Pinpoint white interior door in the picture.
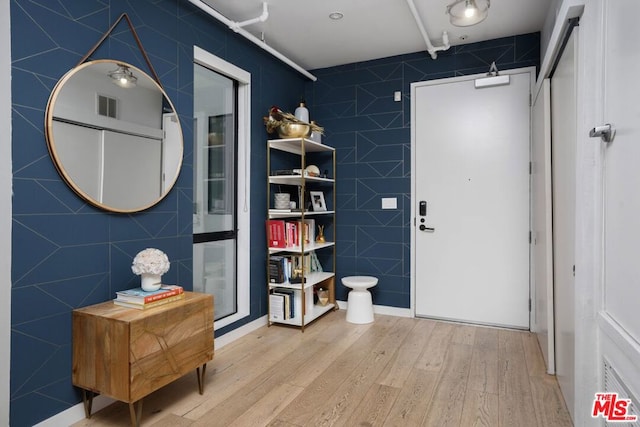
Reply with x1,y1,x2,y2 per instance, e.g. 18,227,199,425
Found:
532,78,555,374
598,1,640,416
551,29,577,422
413,70,531,329
602,0,640,349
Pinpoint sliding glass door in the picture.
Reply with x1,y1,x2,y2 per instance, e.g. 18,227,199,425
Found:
193,63,238,321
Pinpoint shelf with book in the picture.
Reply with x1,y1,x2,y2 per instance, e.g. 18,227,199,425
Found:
268,209,335,219
268,271,335,290
268,137,334,155
268,241,335,255
269,175,334,186
266,136,337,331
271,302,336,327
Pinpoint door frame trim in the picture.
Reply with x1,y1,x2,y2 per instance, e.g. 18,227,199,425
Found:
409,67,536,321
193,46,252,330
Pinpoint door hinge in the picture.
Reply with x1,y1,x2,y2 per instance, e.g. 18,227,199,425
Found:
529,231,532,243
529,93,532,107
529,298,532,312
573,265,575,276
529,161,532,175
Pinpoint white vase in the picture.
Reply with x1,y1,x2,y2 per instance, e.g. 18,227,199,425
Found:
294,102,309,123
141,273,162,292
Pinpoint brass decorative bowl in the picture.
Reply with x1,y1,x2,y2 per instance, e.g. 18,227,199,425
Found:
277,122,311,138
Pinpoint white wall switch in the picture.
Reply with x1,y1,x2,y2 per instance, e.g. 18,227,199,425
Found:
382,197,397,209
394,91,402,102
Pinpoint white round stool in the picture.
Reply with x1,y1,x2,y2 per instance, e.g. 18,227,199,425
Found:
342,276,378,324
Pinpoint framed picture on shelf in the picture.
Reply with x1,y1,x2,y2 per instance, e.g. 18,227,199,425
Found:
309,191,327,211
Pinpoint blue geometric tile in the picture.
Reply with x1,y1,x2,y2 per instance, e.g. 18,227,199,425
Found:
37,178,94,213
14,244,109,287
368,112,403,129
37,374,79,406
10,330,59,398
40,274,109,308
356,161,403,179
11,287,71,325
368,62,403,81
16,213,109,246
13,311,72,348
515,32,540,62
358,127,410,146
11,220,59,283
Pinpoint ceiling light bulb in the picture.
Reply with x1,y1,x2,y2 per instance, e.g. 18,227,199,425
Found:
446,0,490,27
464,4,476,17
108,64,137,88
329,12,343,20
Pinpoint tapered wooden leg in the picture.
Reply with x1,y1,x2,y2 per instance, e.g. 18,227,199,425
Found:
128,399,143,427
196,363,207,394
81,389,94,418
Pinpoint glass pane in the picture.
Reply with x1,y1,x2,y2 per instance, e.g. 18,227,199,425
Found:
193,64,236,234
193,63,238,321
193,241,236,320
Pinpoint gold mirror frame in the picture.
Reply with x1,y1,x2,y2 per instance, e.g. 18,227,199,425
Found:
45,59,184,213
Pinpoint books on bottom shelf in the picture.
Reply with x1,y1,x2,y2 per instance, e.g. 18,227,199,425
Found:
269,287,316,322
270,288,296,321
114,284,184,309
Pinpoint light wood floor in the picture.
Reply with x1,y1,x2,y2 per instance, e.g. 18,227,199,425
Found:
73,310,572,427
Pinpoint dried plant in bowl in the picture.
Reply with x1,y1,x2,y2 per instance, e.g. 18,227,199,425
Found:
264,106,323,138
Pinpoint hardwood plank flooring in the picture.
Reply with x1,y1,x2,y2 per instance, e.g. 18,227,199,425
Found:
72,311,572,427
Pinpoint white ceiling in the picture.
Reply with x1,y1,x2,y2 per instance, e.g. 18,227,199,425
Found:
199,0,551,70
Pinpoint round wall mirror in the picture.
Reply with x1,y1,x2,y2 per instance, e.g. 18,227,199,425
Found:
45,59,184,213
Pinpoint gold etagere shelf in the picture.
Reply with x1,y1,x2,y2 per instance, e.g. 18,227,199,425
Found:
266,137,337,331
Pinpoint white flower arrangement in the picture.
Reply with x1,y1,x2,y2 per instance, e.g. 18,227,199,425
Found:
131,248,170,276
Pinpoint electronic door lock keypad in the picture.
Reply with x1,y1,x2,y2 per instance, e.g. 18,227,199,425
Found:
419,201,427,216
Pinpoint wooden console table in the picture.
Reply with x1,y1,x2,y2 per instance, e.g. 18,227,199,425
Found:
72,292,214,426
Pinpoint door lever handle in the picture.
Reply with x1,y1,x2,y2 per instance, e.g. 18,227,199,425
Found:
589,123,616,143
419,225,435,232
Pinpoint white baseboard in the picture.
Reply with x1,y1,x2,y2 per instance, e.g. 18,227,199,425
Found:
336,300,413,318
34,394,114,427
214,315,268,349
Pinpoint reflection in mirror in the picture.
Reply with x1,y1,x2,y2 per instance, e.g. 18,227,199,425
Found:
45,59,183,212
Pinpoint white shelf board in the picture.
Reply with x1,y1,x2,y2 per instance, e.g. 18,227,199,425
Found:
268,210,335,219
268,272,335,290
270,302,335,326
268,241,335,254
268,137,335,154
269,175,334,185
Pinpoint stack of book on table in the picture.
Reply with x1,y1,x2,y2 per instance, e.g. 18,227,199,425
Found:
114,285,184,309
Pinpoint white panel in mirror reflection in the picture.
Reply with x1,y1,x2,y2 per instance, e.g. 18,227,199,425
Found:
193,240,237,320
52,121,163,210
102,132,162,209
52,122,103,200
45,59,183,212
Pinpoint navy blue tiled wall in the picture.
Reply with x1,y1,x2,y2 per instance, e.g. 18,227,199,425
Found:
309,33,540,308
10,0,306,425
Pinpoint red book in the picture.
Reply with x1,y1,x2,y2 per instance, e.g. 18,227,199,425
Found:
267,219,286,248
